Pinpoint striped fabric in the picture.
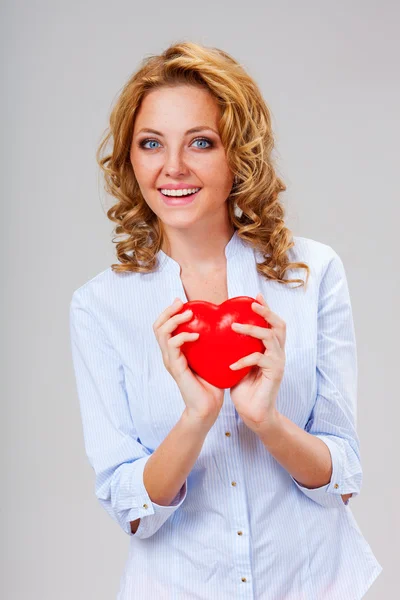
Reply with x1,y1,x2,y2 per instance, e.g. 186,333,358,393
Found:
69,231,383,599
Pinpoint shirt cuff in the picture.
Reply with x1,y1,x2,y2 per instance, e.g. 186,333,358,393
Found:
290,434,348,508
127,454,188,538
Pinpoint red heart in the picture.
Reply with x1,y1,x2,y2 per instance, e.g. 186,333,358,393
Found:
171,296,271,389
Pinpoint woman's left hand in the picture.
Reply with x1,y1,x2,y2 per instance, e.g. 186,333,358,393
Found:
229,293,286,431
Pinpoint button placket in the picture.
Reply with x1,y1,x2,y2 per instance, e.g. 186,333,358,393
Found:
226,431,246,541
224,411,252,587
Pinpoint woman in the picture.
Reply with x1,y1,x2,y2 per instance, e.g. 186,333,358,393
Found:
69,41,383,599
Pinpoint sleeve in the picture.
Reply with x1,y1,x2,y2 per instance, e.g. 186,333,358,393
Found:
69,289,187,539
291,249,362,508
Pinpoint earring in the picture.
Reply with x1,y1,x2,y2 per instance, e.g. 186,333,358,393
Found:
233,202,243,218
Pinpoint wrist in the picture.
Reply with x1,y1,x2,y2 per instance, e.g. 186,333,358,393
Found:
250,408,281,435
182,408,216,431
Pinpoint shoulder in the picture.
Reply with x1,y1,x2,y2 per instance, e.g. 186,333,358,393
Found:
291,237,352,305
69,262,165,332
69,263,165,362
70,265,145,311
72,266,123,297
71,267,114,306
252,234,337,270
290,235,342,277
291,235,338,263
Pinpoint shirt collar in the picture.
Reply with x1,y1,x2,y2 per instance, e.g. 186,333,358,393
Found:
156,229,246,273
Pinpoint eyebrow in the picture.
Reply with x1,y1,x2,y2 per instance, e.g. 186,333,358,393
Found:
136,126,219,136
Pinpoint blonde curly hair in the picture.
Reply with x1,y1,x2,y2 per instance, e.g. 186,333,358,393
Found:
96,40,310,288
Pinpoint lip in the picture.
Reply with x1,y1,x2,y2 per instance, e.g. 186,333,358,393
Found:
158,183,201,190
159,188,200,206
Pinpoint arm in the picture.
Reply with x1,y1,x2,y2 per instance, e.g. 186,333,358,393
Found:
258,249,361,508
256,412,354,505
143,410,212,501
70,289,208,539
130,411,212,534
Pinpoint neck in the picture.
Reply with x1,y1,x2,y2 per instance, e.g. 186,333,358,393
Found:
161,223,235,274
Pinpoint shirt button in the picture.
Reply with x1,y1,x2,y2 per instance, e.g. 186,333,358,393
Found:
334,484,339,489
231,481,237,487
237,531,243,536
225,431,231,437
143,504,149,509
241,577,247,582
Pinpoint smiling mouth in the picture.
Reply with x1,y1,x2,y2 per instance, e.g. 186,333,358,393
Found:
158,188,201,205
158,188,201,197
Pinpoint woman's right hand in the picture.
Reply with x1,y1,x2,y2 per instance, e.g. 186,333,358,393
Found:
152,297,225,425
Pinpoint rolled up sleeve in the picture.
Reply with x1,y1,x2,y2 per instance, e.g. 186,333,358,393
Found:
291,249,362,508
69,289,187,539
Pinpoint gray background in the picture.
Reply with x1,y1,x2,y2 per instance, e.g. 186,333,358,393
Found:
1,0,398,598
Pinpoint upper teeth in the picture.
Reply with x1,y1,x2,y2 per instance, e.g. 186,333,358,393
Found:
160,187,200,196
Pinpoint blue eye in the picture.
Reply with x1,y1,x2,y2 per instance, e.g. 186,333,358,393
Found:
139,137,214,150
192,137,213,148
140,139,160,149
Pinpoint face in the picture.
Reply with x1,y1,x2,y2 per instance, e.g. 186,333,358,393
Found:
130,84,234,234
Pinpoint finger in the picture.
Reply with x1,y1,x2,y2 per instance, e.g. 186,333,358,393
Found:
155,307,192,359
169,331,200,347
229,351,270,370
229,350,284,377
252,296,285,329
255,292,266,305
163,309,193,335
153,297,184,331
231,322,281,350
252,299,286,348
167,331,200,361
256,292,271,310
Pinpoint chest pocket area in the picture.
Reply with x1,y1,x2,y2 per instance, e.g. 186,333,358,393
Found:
276,345,317,428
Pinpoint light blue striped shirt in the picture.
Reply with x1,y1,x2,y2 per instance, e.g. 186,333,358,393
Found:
69,231,383,599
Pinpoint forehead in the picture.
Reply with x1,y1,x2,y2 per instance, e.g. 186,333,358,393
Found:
133,85,220,133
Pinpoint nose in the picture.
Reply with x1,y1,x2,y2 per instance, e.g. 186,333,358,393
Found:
162,146,189,179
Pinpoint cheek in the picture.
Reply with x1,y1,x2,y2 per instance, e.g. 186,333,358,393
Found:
133,161,156,180
201,159,233,191
130,149,159,179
